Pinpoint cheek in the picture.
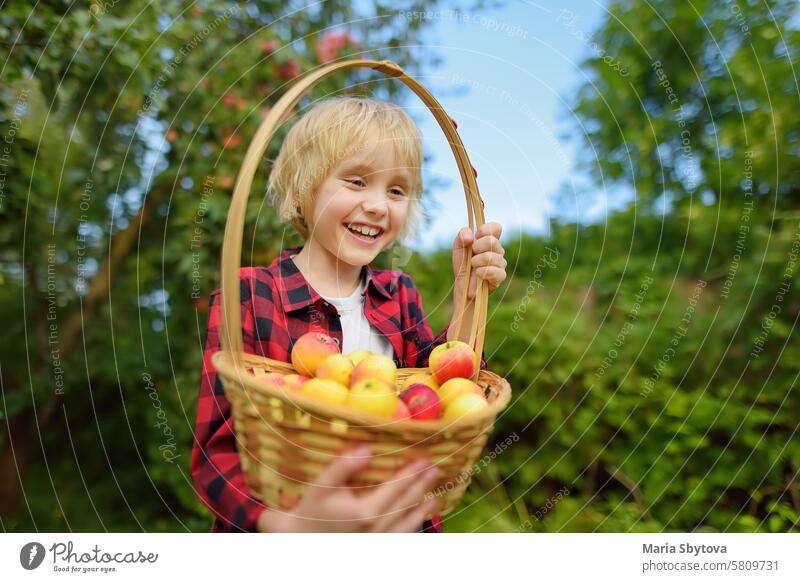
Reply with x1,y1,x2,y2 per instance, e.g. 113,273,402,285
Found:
312,189,349,226
389,201,410,231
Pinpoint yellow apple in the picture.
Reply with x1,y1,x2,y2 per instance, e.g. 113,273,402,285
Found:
346,349,373,367
437,377,484,407
443,392,488,421
350,354,397,388
282,374,310,391
315,353,354,387
300,378,349,406
401,372,439,393
347,380,398,418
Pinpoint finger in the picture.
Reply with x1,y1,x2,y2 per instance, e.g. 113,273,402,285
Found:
453,227,473,251
452,228,474,275
387,498,440,533
471,252,507,270
370,465,440,530
470,266,507,289
311,446,372,493
471,235,503,255
476,221,502,240
364,458,432,513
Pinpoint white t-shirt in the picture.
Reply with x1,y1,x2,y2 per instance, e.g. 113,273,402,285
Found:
319,273,395,360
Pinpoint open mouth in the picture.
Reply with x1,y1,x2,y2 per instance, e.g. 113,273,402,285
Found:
344,222,384,244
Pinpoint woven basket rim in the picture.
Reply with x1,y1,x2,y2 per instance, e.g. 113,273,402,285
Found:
212,350,512,433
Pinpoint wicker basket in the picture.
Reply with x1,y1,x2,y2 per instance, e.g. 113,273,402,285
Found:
212,59,512,520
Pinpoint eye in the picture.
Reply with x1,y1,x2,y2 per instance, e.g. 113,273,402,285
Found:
344,177,365,187
389,187,406,197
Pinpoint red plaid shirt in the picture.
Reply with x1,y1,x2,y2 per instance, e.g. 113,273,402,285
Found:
191,246,485,532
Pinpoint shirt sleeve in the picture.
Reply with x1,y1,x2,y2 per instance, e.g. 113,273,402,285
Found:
190,274,268,533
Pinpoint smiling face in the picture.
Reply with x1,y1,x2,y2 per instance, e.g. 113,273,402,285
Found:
304,133,413,268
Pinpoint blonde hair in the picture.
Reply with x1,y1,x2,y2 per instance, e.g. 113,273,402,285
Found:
266,96,424,242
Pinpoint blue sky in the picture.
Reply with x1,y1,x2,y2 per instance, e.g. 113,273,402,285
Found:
401,0,610,251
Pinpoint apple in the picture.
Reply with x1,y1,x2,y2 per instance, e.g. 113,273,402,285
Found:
222,93,237,108
350,354,397,389
399,384,442,420
282,374,309,391
260,39,280,55
346,349,373,367
315,353,354,387
300,378,349,406
347,380,398,418
437,377,484,407
443,392,488,422
273,59,300,79
429,340,477,384
257,372,287,391
401,372,439,393
291,331,340,376
223,133,242,148
392,400,411,420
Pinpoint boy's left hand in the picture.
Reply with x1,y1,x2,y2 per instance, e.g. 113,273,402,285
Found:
452,221,507,302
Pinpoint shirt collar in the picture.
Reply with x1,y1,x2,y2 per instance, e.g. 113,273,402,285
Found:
270,246,393,313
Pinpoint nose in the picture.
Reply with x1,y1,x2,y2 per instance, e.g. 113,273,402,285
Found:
359,189,389,218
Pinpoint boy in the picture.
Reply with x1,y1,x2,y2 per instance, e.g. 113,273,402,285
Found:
191,96,507,532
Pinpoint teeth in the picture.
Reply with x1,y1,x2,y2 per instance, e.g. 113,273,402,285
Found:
347,224,381,237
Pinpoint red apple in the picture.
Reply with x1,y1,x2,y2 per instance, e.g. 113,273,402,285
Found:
429,340,477,383
222,93,237,108
273,59,300,79
291,331,340,376
223,133,242,148
260,39,280,55
400,384,442,420
316,31,352,63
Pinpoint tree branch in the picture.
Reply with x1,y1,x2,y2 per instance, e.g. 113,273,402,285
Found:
0,180,169,519
37,183,168,426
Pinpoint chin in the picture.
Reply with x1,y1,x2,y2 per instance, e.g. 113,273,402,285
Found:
335,233,395,264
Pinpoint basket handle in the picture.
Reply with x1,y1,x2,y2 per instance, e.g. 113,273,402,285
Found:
220,59,488,375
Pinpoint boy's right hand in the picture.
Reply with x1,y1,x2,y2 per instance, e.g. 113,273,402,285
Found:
256,446,441,532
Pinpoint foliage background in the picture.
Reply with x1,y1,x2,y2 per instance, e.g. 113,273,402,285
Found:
1,0,799,532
